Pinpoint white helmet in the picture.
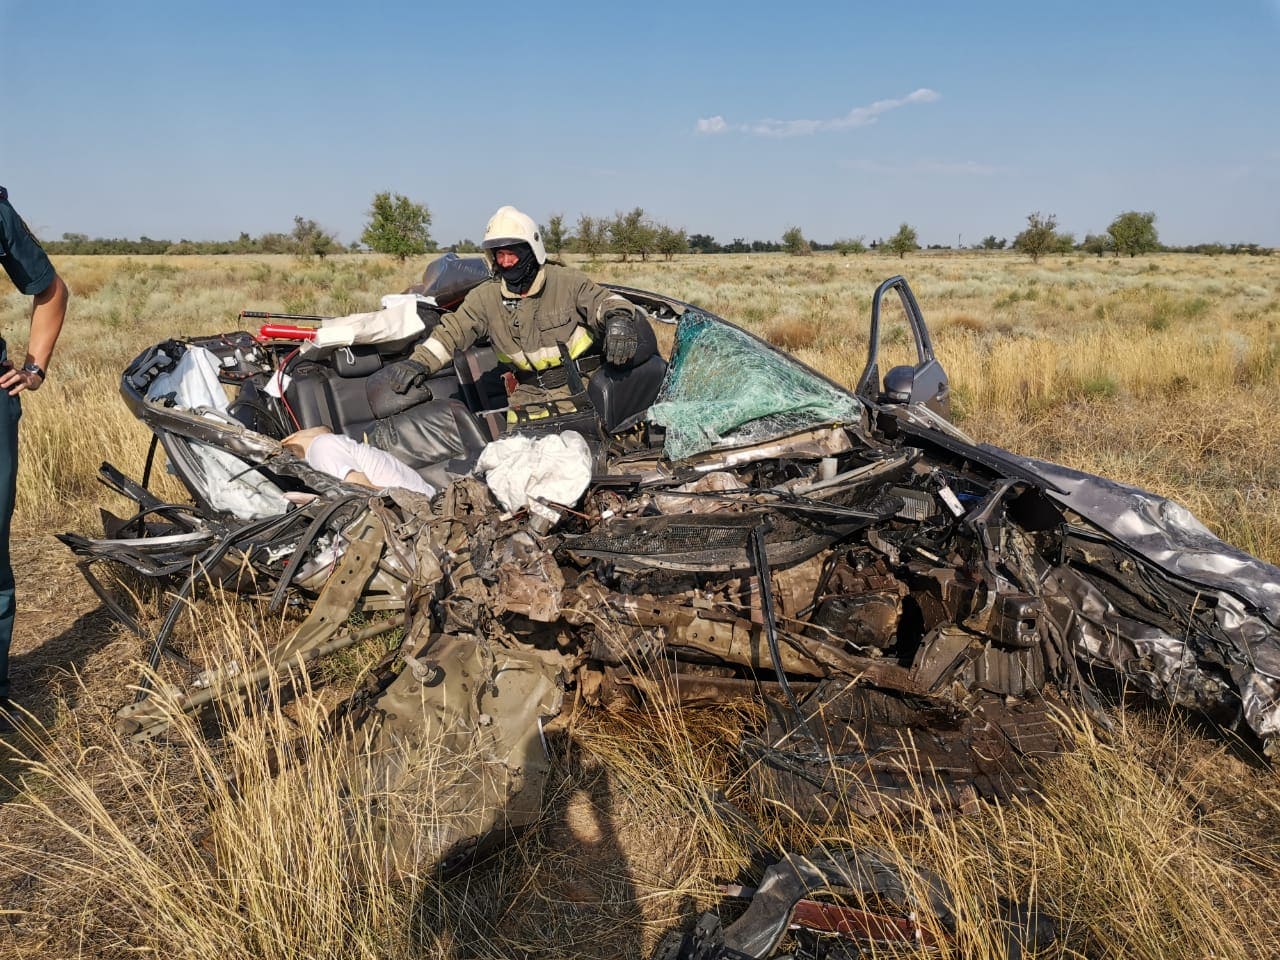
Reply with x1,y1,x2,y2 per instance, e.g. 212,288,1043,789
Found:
481,205,546,266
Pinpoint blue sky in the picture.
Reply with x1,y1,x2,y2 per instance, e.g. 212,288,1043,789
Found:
3,1,1278,246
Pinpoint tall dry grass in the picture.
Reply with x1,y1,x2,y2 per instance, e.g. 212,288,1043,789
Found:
2,250,1279,957
1,612,460,960
570,697,1280,959
9,675,1278,958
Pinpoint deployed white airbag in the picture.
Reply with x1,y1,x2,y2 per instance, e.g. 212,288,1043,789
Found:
304,294,426,351
146,346,289,520
475,431,593,514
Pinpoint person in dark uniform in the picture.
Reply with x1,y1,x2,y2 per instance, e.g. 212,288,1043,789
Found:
0,187,68,731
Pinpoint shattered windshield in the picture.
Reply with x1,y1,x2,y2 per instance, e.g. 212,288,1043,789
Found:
647,310,864,461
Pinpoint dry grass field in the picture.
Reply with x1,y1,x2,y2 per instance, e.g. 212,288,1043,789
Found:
1,250,1278,959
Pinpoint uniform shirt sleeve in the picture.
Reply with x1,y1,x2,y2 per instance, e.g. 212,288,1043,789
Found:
572,270,634,335
410,283,491,370
0,197,56,296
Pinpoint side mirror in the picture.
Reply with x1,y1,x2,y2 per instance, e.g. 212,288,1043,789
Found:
882,365,915,404
855,276,952,421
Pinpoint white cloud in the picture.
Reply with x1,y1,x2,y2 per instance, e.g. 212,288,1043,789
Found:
696,88,940,138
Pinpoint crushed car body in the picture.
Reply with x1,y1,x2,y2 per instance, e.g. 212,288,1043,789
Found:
59,263,1280,878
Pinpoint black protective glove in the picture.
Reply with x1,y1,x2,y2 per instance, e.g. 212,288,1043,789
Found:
603,311,638,366
385,358,432,395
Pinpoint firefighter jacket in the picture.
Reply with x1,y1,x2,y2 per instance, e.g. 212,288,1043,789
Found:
410,263,633,375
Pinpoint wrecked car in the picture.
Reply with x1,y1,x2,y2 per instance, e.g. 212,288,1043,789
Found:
59,260,1280,887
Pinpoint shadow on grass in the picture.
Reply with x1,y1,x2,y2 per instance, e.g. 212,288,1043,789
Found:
0,602,118,803
411,733,652,959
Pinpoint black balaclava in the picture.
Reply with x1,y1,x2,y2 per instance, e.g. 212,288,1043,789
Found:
496,242,541,295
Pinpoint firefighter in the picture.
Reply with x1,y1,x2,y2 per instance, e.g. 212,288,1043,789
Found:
381,205,641,411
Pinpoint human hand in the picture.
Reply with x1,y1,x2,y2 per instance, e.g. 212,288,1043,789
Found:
0,360,44,396
386,359,431,395
603,312,637,366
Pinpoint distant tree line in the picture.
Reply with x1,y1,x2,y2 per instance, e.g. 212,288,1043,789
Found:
1161,241,1269,256
532,209,692,262
46,215,354,258
1004,209,1267,259
42,195,1273,260
45,191,438,261
522,208,1270,261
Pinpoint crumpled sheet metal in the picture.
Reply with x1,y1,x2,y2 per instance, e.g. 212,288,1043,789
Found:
654,471,741,515
998,452,1280,752
1043,565,1280,750
1003,452,1280,626
493,547,565,622
346,629,565,878
113,403,1280,873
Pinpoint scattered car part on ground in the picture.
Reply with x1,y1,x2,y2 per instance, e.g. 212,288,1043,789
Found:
652,845,1058,959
